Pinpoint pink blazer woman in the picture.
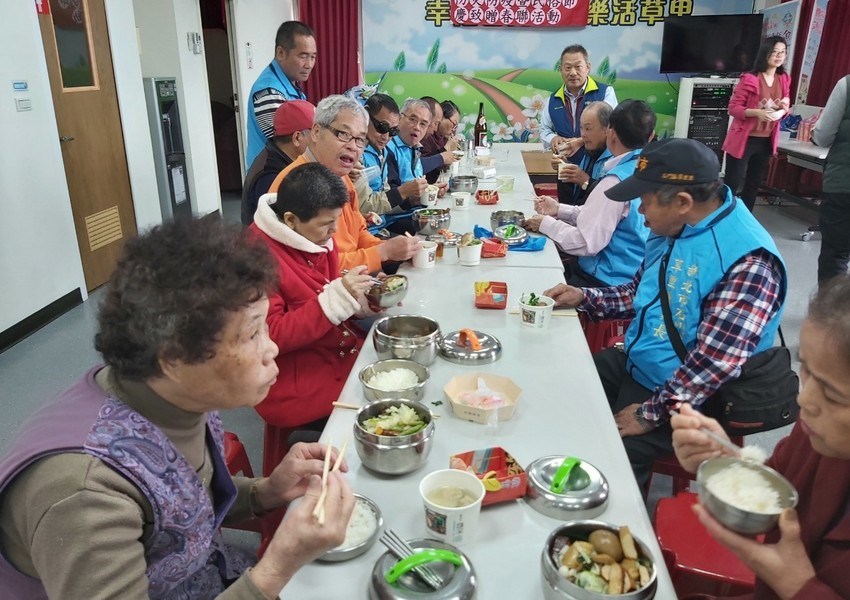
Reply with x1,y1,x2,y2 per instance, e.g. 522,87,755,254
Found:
722,72,792,159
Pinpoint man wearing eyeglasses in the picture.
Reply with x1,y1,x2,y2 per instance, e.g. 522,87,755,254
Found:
385,99,436,210
268,95,421,273
539,45,618,168
353,94,401,219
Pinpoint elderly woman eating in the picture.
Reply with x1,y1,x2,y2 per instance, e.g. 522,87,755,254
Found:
0,218,355,599
250,162,375,474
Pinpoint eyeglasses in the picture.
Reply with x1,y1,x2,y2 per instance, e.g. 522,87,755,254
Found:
401,113,430,130
370,116,400,137
322,125,367,149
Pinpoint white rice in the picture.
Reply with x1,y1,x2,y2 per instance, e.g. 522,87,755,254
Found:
336,498,378,549
739,445,768,464
366,367,419,391
705,463,782,514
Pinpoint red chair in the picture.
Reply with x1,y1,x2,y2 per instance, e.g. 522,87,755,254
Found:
647,435,744,495
578,312,631,354
533,182,558,198
224,431,254,477
655,492,756,597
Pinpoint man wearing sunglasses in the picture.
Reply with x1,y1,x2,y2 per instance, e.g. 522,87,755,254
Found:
354,94,401,219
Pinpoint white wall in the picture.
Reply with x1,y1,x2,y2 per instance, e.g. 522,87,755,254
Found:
133,0,220,216
104,0,162,231
0,2,87,331
230,0,296,168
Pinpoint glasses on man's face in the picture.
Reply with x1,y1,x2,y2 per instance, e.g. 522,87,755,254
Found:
370,116,399,137
323,125,367,149
402,113,430,130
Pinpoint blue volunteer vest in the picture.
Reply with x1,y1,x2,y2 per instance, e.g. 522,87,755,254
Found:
568,147,614,203
623,188,787,390
246,61,307,166
362,143,388,193
548,76,609,165
387,136,423,182
577,150,648,285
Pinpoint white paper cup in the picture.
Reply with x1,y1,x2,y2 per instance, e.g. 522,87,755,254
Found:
412,241,438,269
558,162,578,181
419,469,485,545
451,192,471,210
519,294,555,329
423,185,439,206
450,161,460,176
458,243,483,267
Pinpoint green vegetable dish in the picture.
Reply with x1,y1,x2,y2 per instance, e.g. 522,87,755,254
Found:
362,404,427,436
504,224,520,237
525,293,541,306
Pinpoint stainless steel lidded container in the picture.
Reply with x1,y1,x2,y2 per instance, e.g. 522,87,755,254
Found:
373,315,441,366
369,538,477,600
412,208,451,236
540,521,658,600
353,399,435,475
525,456,609,520
438,330,502,365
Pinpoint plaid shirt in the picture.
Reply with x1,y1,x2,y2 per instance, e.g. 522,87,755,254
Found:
580,248,784,425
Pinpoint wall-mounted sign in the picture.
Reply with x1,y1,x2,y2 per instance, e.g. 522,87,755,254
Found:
446,0,589,28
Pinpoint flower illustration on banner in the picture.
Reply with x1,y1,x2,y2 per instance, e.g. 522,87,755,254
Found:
520,94,546,118
490,122,515,141
456,113,477,138
517,118,540,134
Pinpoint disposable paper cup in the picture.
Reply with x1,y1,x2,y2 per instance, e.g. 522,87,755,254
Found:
451,161,460,176
419,469,485,545
458,243,483,267
496,175,514,191
426,185,440,206
451,192,471,210
412,241,438,269
557,162,574,181
519,294,555,329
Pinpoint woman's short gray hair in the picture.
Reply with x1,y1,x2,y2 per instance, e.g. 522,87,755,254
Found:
400,98,433,119
314,95,368,129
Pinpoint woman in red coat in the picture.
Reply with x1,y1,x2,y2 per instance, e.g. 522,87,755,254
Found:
672,276,850,600
249,162,375,473
722,36,792,212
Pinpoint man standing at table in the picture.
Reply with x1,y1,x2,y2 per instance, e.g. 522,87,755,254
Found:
539,45,618,162
526,100,652,287
245,21,316,167
813,75,850,285
266,95,420,273
544,139,787,488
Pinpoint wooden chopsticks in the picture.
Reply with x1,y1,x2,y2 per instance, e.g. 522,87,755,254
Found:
313,436,349,525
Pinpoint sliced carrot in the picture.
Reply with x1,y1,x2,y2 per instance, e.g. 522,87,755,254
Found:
458,328,482,351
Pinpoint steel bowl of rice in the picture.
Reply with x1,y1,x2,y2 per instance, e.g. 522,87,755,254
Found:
359,359,429,402
318,494,383,562
353,399,436,475
696,456,798,535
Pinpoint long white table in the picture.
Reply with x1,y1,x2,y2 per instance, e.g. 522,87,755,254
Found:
280,144,674,599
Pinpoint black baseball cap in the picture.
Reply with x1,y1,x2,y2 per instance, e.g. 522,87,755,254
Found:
605,138,721,202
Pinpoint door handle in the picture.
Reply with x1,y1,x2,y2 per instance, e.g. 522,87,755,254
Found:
59,136,75,142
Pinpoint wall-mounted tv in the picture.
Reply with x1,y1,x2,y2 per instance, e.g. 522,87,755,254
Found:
660,14,765,75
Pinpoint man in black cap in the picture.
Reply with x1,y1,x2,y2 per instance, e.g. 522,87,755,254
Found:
544,138,788,488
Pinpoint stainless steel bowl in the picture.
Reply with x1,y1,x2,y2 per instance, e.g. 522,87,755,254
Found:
697,456,798,535
490,210,525,232
318,494,383,562
369,538,476,600
359,359,429,402
541,520,658,600
526,456,609,520
366,275,409,310
448,175,479,194
354,399,435,475
373,315,441,366
493,224,529,246
411,208,451,236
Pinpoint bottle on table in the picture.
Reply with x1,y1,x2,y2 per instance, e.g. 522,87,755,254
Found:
474,103,487,147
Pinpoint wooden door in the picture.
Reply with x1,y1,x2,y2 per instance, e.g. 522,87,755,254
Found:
39,0,137,291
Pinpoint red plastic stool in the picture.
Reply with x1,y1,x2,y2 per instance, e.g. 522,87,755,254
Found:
578,313,631,354
223,431,254,477
655,493,756,597
533,182,558,198
647,436,744,495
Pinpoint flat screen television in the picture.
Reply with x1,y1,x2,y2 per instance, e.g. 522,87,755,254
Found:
660,14,765,74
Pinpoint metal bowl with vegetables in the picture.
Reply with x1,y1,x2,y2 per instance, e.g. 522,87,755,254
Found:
354,399,436,475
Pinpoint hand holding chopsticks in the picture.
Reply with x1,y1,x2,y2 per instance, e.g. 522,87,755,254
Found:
313,437,350,525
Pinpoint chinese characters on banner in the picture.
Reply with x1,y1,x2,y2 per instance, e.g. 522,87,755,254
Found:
426,0,693,27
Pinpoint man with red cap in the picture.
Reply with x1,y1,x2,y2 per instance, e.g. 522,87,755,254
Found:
241,100,314,225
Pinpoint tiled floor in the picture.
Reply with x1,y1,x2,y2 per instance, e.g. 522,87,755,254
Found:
0,195,820,522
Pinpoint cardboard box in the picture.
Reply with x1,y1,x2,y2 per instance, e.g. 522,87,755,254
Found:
450,447,527,506
475,281,508,309
444,373,520,423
